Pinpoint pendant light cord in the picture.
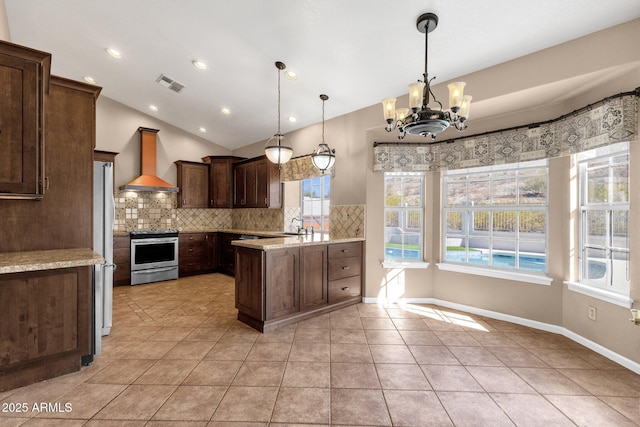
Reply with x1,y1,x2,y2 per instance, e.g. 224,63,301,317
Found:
321,97,325,143
277,66,282,136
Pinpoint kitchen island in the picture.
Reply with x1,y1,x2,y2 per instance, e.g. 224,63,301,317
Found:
232,235,364,331
0,248,103,391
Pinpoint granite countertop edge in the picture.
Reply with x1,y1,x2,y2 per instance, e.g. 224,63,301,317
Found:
0,248,104,274
231,235,365,250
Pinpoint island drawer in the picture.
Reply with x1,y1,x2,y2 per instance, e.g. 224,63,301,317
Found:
328,275,361,304
328,255,361,281
328,242,362,260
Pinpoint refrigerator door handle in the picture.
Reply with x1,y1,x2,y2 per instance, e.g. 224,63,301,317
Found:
104,263,117,271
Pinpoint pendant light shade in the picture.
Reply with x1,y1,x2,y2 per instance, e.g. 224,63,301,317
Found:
265,134,293,165
265,61,293,169
311,94,335,174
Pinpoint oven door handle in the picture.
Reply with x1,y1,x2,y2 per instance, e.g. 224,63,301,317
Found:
131,238,178,245
131,266,177,275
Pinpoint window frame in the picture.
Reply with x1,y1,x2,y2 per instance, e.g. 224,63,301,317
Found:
441,160,549,278
383,172,427,266
577,143,630,296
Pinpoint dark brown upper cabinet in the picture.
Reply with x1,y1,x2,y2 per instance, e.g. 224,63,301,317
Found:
202,155,245,208
0,41,51,200
175,160,210,208
233,156,281,208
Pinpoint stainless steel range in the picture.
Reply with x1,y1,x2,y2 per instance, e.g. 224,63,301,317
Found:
130,230,179,285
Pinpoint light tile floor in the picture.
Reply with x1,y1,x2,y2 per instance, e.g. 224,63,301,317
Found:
1,273,639,426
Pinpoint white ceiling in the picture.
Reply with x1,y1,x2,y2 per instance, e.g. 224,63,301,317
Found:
5,0,640,150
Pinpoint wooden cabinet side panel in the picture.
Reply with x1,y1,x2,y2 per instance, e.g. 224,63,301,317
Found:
265,248,299,320
300,245,328,311
0,78,97,252
0,268,89,366
0,277,30,365
113,236,131,286
235,247,264,320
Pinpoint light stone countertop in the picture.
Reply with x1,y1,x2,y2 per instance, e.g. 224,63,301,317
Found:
231,234,365,251
0,248,104,274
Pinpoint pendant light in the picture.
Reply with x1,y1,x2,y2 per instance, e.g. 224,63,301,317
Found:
311,94,336,173
264,61,294,169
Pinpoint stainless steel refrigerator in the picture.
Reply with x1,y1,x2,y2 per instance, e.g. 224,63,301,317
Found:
91,160,115,358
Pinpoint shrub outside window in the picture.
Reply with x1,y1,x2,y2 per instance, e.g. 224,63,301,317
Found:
384,173,424,262
443,160,548,273
578,142,629,296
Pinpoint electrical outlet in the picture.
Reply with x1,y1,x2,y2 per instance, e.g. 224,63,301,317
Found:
588,306,597,321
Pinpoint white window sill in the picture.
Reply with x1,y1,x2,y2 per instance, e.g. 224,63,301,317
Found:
382,261,430,269
436,262,552,286
564,281,633,308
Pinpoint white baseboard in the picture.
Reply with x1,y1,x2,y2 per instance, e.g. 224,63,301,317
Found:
362,297,640,375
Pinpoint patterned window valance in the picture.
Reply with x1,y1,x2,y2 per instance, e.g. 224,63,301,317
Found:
373,90,639,172
280,154,335,182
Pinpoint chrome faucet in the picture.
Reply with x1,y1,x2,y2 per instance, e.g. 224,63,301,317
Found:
291,217,307,234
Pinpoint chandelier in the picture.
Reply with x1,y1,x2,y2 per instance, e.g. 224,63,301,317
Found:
264,61,294,168
382,13,472,140
311,94,336,173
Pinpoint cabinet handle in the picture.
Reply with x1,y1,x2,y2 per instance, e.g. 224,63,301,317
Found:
341,287,349,291
342,266,350,270
341,249,349,253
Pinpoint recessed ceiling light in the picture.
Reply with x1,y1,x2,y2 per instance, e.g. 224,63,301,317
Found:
220,107,231,115
285,71,297,80
149,105,158,112
106,48,122,58
288,116,297,123
83,76,96,84
198,127,207,133
192,60,207,70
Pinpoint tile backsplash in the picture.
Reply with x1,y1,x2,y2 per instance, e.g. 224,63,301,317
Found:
330,205,365,238
114,190,176,231
114,190,364,238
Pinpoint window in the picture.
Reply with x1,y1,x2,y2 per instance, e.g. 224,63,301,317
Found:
384,173,424,262
442,160,548,273
578,142,629,296
301,175,330,233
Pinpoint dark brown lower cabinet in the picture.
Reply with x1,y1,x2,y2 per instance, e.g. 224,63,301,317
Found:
300,245,328,311
235,241,362,332
179,232,219,277
0,266,91,391
265,248,300,320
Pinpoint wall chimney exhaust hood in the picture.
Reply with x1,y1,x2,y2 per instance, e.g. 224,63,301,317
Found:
120,127,179,192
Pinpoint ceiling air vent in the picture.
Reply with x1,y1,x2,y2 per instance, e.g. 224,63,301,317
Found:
156,74,185,93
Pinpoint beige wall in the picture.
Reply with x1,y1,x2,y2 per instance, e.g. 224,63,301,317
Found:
0,0,10,41
93,19,640,364
96,97,231,189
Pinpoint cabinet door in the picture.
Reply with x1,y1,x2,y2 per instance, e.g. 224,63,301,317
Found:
233,164,246,207
265,248,300,320
176,161,209,208
300,245,328,311
210,159,233,208
244,162,258,207
206,232,219,270
255,159,268,207
0,48,49,199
